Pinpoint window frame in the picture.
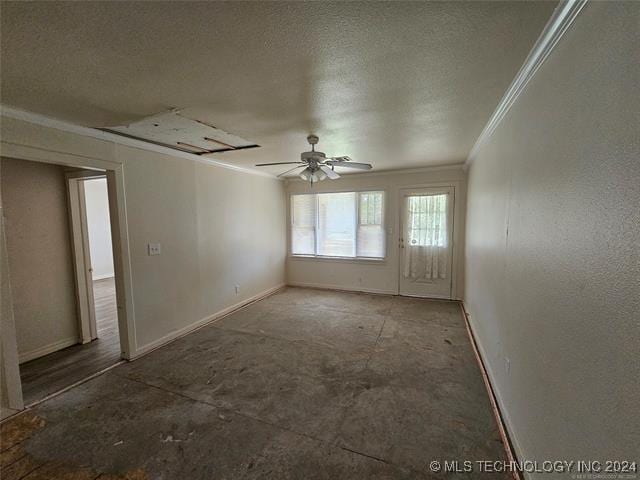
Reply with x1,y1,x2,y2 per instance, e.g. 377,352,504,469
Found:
288,189,387,262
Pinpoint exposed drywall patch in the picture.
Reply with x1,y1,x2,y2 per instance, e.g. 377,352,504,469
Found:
102,110,259,156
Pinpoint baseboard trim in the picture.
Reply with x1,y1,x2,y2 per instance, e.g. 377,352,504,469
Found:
459,302,525,480
286,281,396,296
18,337,78,364
130,283,286,360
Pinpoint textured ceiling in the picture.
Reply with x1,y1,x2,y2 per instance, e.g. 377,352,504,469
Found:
0,1,556,174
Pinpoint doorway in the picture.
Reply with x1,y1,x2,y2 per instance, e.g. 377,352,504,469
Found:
399,186,454,299
67,173,118,347
15,168,123,405
0,155,132,409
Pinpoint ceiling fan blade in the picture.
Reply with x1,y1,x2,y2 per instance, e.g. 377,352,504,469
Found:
255,162,305,167
277,165,306,177
319,165,340,179
327,156,352,163
326,161,372,170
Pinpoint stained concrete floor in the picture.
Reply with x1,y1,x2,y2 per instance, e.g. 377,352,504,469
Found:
1,287,508,479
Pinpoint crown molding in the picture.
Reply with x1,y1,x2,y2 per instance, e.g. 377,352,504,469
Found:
284,162,465,184
0,105,278,180
466,0,588,167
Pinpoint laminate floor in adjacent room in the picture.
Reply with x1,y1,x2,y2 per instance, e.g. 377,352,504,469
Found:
18,277,120,406
2,287,509,479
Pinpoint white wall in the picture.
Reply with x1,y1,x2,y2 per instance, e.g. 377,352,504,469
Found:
123,145,287,349
84,178,114,280
464,1,639,472
286,167,466,298
1,157,79,363
0,115,287,359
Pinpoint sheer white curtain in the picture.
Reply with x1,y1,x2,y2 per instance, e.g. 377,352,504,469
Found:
403,194,448,280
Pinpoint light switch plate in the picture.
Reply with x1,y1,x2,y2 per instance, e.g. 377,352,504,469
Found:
148,243,161,256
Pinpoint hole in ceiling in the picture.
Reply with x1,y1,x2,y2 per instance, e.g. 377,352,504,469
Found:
101,111,259,156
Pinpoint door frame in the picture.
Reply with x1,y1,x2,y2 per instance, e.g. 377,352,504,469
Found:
67,171,108,343
0,142,137,366
396,182,460,300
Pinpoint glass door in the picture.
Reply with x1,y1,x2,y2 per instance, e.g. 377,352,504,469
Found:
399,187,454,298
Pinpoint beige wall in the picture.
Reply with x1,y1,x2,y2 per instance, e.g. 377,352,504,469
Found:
286,167,466,298
122,145,287,349
464,1,639,471
1,157,79,362
0,116,287,358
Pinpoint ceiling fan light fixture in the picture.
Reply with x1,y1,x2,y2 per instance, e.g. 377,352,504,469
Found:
314,169,328,182
299,168,312,182
299,167,327,184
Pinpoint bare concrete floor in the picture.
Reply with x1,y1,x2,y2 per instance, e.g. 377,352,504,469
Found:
1,287,508,479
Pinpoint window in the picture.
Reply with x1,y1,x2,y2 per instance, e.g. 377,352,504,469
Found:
290,191,385,259
357,192,385,258
406,194,448,247
291,194,316,255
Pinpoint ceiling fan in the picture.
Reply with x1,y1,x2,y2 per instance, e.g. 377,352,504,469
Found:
255,135,372,184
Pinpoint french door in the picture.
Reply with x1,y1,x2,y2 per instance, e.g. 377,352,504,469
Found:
399,187,454,299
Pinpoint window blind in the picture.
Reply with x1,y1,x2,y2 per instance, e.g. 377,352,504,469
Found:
291,194,316,255
357,192,385,258
290,191,385,259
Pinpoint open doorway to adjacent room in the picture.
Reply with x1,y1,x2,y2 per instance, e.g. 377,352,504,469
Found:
67,174,119,355
1,157,126,407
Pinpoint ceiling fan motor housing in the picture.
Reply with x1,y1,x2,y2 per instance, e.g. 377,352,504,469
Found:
301,150,326,168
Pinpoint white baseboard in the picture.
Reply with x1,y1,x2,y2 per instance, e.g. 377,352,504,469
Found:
286,281,396,296
18,337,78,364
92,273,115,281
130,283,286,360
461,301,527,478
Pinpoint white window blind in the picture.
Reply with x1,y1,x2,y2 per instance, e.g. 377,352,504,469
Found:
317,192,356,257
291,194,316,255
357,192,385,258
290,191,385,259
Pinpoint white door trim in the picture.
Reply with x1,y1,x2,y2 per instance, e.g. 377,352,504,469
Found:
0,141,136,360
67,172,107,343
0,212,24,413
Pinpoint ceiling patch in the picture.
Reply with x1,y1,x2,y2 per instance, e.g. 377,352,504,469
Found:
101,111,259,156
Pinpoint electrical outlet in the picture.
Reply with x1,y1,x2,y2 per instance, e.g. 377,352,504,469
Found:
234,285,240,295
148,243,161,256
